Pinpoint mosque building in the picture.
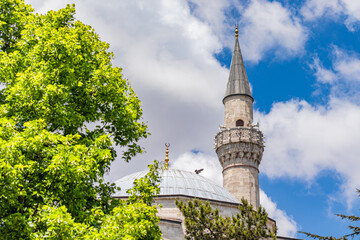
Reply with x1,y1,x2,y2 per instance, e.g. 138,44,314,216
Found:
113,27,299,240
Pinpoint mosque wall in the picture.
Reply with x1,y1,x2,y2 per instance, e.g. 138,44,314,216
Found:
155,196,240,219
160,220,184,240
155,196,276,239
155,196,240,239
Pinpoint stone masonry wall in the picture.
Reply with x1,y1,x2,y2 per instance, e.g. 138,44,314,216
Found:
156,196,241,240
223,166,259,208
224,95,253,127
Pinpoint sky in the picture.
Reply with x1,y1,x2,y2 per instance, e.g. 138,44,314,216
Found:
26,0,360,238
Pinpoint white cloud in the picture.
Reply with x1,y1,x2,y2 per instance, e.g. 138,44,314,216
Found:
287,51,360,201
239,0,307,62
25,0,66,13
310,47,360,103
301,0,360,31
342,0,360,31
335,58,360,82
256,98,360,206
27,0,227,108
183,0,309,63
26,0,309,102
260,190,298,237
333,48,360,83
301,0,342,21
186,0,231,41
96,0,226,107
311,57,338,84
312,47,360,84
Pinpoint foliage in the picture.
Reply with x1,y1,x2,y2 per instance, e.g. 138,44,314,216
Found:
0,1,160,239
0,0,33,51
300,189,360,240
176,198,277,240
0,118,115,238
0,119,161,239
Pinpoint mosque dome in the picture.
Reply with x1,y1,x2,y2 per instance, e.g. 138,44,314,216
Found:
113,168,239,203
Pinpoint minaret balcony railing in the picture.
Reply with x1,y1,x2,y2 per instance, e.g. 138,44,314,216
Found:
214,127,265,149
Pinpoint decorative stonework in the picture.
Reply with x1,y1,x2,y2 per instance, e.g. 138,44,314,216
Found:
215,127,264,148
215,127,265,208
215,127,264,168
217,143,263,168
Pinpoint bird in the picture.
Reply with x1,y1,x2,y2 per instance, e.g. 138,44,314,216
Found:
195,169,204,174
219,125,226,130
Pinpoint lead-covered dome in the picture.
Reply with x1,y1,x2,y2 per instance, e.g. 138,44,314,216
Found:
113,168,239,203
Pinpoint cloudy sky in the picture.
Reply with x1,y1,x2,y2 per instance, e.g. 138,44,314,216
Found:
27,0,360,238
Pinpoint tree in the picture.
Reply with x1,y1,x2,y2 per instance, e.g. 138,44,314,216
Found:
300,189,360,240
27,161,162,240
0,1,160,239
176,198,277,240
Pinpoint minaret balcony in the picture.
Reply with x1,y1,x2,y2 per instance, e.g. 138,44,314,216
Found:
214,127,265,150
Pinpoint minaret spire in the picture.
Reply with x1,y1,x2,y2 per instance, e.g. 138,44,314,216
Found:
224,26,252,103
215,26,264,208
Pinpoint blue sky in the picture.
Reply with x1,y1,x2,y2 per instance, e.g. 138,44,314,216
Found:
27,0,360,238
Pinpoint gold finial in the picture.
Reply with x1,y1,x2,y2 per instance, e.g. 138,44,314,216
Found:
164,143,170,169
235,25,238,38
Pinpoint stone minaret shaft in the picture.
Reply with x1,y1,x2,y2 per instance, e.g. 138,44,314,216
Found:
215,27,264,209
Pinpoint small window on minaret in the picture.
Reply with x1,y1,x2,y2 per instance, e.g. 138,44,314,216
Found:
236,119,244,127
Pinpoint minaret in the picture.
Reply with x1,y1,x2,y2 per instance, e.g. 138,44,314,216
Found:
215,26,264,209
